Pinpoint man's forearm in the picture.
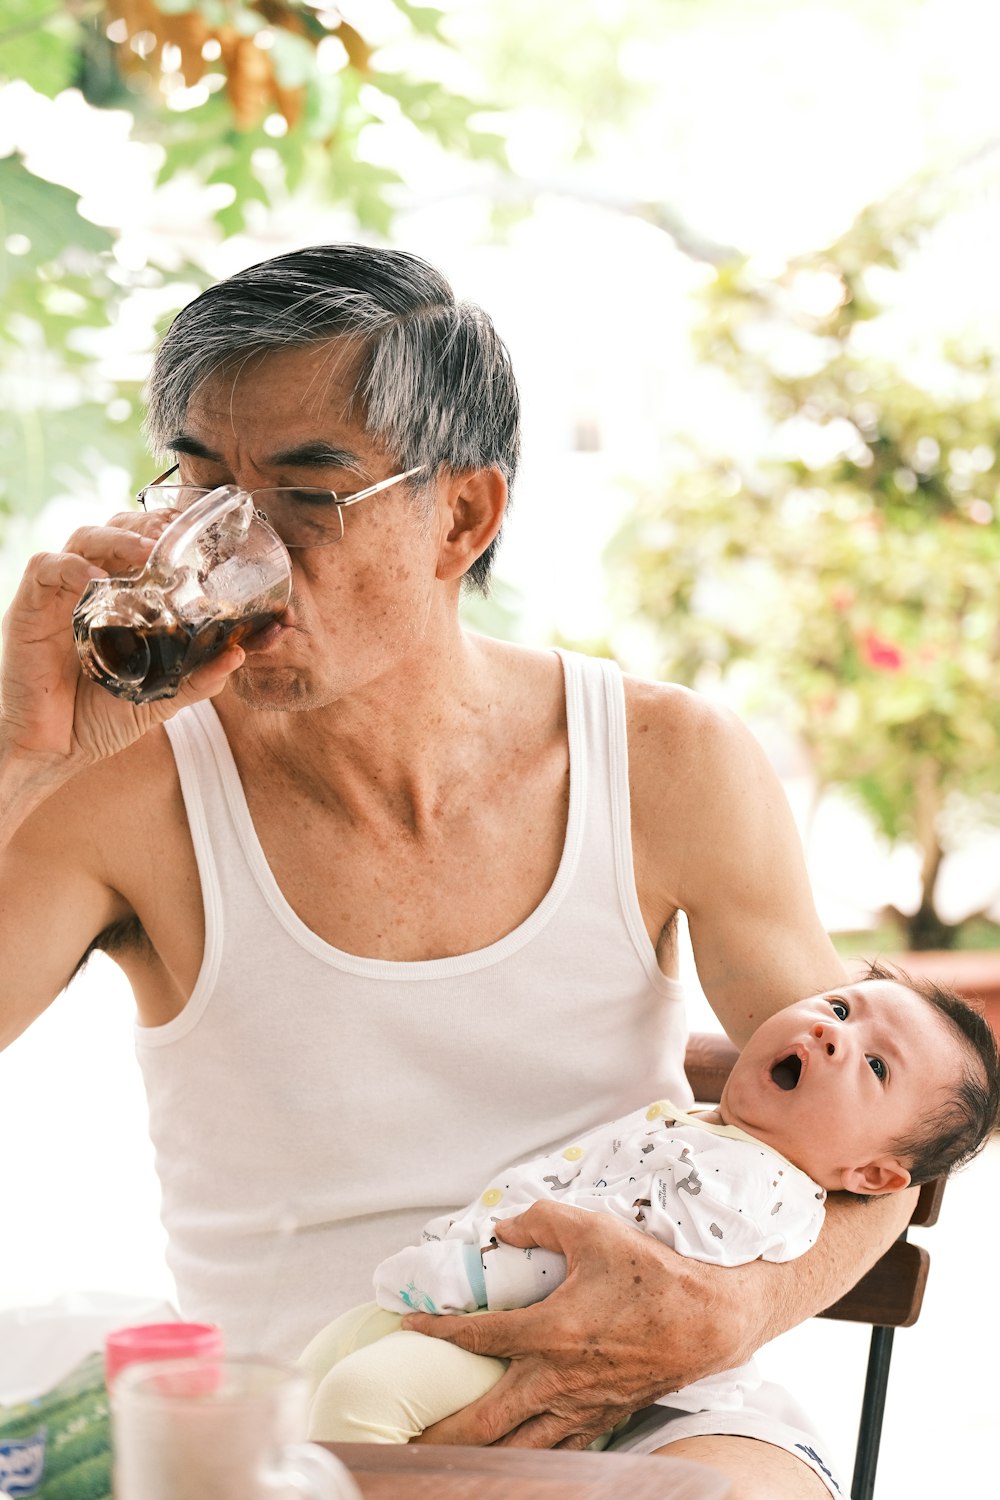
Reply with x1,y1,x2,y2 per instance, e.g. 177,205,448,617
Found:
738,1187,917,1347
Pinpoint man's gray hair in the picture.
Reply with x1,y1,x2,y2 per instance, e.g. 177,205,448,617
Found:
144,244,520,592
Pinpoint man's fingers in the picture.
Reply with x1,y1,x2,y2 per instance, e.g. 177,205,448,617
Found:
416,1360,564,1448
416,1357,620,1450
553,1429,601,1452
102,507,174,535
62,524,159,566
416,1376,521,1446
5,556,108,636
176,646,246,702
401,1306,536,1358
492,1200,598,1253
22,553,107,600
12,534,154,611
491,1201,563,1249
495,1414,599,1450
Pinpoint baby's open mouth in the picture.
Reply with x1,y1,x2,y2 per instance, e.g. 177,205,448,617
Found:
770,1054,802,1091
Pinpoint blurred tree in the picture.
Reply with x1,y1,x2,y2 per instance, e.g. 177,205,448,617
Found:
0,0,505,521
612,180,1000,949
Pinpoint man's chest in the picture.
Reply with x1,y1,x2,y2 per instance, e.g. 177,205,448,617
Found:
242,767,572,963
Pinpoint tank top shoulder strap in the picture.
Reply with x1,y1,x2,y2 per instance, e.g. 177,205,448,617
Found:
554,648,657,966
164,699,242,865
160,700,250,1038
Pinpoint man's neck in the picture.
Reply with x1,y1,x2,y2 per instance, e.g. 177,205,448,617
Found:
215,631,548,833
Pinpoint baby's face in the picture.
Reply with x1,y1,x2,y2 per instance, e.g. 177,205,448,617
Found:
721,979,969,1193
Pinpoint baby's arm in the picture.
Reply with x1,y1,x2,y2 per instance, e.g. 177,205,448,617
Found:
607,1142,826,1267
374,1239,487,1315
374,1235,569,1315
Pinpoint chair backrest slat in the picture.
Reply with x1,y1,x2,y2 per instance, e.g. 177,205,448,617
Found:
818,1239,929,1328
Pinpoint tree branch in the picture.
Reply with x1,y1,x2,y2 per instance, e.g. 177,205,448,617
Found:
419,172,745,268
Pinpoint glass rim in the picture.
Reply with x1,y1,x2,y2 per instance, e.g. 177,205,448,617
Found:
113,1353,304,1401
141,483,350,506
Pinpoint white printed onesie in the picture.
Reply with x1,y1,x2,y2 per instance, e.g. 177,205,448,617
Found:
374,1099,827,1413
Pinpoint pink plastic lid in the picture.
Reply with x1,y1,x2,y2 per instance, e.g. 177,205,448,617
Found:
105,1321,224,1388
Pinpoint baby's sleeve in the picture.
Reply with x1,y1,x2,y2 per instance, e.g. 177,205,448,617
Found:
605,1139,826,1266
373,1239,487,1315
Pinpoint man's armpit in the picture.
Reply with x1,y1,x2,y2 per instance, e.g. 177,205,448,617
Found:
69,912,151,986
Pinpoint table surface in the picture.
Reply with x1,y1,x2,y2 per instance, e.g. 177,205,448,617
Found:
324,1443,731,1500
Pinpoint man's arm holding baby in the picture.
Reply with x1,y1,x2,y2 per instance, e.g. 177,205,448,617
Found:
404,1187,911,1448
405,686,914,1447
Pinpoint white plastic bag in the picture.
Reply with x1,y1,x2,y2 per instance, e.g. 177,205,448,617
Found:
0,1291,177,1405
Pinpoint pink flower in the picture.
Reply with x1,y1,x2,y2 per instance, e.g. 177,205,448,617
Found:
860,631,904,671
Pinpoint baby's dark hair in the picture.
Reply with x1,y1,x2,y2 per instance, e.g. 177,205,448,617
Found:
865,960,1000,1184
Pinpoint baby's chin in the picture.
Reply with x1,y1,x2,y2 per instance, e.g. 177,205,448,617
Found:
721,1097,835,1188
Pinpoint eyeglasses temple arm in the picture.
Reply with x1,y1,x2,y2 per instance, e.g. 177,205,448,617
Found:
137,464,180,504
335,465,426,510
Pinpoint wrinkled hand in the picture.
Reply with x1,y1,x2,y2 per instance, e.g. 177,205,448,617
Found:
0,514,244,773
401,1201,758,1449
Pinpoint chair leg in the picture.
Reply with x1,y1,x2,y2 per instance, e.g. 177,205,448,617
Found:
851,1325,894,1500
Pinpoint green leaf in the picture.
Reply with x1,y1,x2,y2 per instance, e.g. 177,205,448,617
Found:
0,402,148,513
0,154,112,262
0,1,79,96
389,0,450,39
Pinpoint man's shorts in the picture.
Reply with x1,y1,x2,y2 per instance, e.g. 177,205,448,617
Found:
608,1377,845,1496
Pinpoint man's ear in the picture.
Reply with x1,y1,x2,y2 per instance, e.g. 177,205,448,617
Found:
435,468,507,582
840,1156,912,1195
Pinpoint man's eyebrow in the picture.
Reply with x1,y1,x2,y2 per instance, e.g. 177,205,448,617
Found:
266,442,366,472
168,435,367,473
169,434,223,461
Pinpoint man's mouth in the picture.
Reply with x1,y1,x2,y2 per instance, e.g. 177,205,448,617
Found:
242,616,292,653
770,1053,802,1091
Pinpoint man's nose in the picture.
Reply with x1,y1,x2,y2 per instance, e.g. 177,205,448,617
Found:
811,1022,838,1057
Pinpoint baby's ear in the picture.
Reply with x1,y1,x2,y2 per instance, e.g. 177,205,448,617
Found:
840,1156,911,1196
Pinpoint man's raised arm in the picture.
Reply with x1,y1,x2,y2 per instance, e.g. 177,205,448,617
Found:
0,519,243,1050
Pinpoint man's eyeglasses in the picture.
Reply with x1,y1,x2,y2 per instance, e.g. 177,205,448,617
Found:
137,464,426,549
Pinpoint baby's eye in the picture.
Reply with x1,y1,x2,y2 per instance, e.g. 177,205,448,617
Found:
867,1055,887,1082
830,998,849,1021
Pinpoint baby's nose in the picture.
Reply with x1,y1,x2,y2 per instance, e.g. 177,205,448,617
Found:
812,1022,836,1056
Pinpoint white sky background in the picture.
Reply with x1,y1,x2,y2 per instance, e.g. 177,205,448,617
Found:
1,10,1000,1480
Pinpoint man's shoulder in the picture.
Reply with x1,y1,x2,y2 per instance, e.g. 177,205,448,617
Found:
622,676,755,782
620,676,782,901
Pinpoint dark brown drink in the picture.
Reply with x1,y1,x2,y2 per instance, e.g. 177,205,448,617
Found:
76,611,279,704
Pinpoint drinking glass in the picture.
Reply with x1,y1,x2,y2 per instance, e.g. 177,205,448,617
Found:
111,1355,360,1499
73,485,292,704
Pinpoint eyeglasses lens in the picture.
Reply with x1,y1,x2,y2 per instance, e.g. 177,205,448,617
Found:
141,486,345,548
141,485,210,512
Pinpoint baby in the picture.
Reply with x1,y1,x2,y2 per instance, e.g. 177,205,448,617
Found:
299,964,1000,1444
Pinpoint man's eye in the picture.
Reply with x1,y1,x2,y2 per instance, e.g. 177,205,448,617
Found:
290,488,339,507
830,999,849,1021
867,1055,887,1082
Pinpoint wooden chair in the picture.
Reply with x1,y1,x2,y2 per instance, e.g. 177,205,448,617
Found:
684,1032,944,1500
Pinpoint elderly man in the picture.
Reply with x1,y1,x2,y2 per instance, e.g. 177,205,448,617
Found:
0,245,910,1498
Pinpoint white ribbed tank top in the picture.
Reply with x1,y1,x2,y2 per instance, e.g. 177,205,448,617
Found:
140,649,689,1358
